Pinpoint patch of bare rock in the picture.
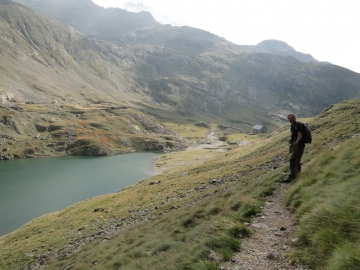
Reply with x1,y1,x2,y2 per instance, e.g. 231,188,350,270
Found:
220,183,308,270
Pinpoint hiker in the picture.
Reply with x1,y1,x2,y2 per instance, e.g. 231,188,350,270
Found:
284,113,305,182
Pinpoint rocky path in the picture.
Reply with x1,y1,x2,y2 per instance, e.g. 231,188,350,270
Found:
186,129,224,150
220,183,308,270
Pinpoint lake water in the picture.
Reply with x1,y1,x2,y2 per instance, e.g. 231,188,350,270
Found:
0,152,161,237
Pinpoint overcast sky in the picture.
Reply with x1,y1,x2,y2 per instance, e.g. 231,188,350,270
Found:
92,0,360,74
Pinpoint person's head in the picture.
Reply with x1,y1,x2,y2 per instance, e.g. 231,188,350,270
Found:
287,114,296,124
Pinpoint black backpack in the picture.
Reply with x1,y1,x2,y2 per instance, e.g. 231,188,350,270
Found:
301,122,312,144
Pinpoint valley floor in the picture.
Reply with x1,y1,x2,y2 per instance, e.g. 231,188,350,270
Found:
155,129,227,172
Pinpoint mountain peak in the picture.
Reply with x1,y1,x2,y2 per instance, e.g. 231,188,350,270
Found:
12,0,158,36
256,39,318,63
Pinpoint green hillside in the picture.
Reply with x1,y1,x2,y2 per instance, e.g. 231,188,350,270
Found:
1,1,360,268
1,97,359,269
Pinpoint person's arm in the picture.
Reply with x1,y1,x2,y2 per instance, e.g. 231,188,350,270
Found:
293,131,302,146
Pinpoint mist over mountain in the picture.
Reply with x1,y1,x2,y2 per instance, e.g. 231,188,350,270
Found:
12,0,159,38
1,0,360,156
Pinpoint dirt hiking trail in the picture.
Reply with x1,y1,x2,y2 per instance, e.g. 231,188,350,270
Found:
220,183,308,270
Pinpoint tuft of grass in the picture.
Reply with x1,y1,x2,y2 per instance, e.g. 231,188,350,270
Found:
152,242,173,255
207,207,221,216
182,217,197,228
239,204,262,222
205,234,240,261
230,202,242,211
325,243,360,270
227,224,252,239
191,260,218,270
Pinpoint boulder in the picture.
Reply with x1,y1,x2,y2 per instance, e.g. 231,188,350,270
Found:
48,125,63,132
35,123,47,132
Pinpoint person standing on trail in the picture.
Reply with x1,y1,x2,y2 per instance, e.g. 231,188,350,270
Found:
284,113,305,182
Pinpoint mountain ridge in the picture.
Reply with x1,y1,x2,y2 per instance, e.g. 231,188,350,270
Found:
254,39,319,63
1,0,360,160
7,0,359,119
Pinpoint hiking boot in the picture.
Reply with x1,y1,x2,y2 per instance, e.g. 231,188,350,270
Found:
283,173,296,183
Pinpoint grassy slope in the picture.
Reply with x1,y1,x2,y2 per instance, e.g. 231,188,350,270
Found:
285,98,360,269
0,98,359,270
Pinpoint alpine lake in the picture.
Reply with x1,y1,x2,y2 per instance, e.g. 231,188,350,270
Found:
0,152,161,236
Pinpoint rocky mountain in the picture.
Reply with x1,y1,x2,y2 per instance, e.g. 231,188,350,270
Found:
1,0,360,158
9,0,360,118
0,0,187,159
1,0,151,105
11,0,159,38
253,39,318,63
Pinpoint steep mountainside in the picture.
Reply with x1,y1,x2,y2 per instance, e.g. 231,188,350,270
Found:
0,1,187,159
8,0,360,120
0,1,150,105
1,0,360,159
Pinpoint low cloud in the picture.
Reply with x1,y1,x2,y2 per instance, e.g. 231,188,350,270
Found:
123,2,151,13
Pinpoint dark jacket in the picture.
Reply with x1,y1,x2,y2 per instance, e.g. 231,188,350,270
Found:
290,122,305,144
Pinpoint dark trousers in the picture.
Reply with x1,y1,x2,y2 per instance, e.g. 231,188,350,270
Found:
290,143,305,174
